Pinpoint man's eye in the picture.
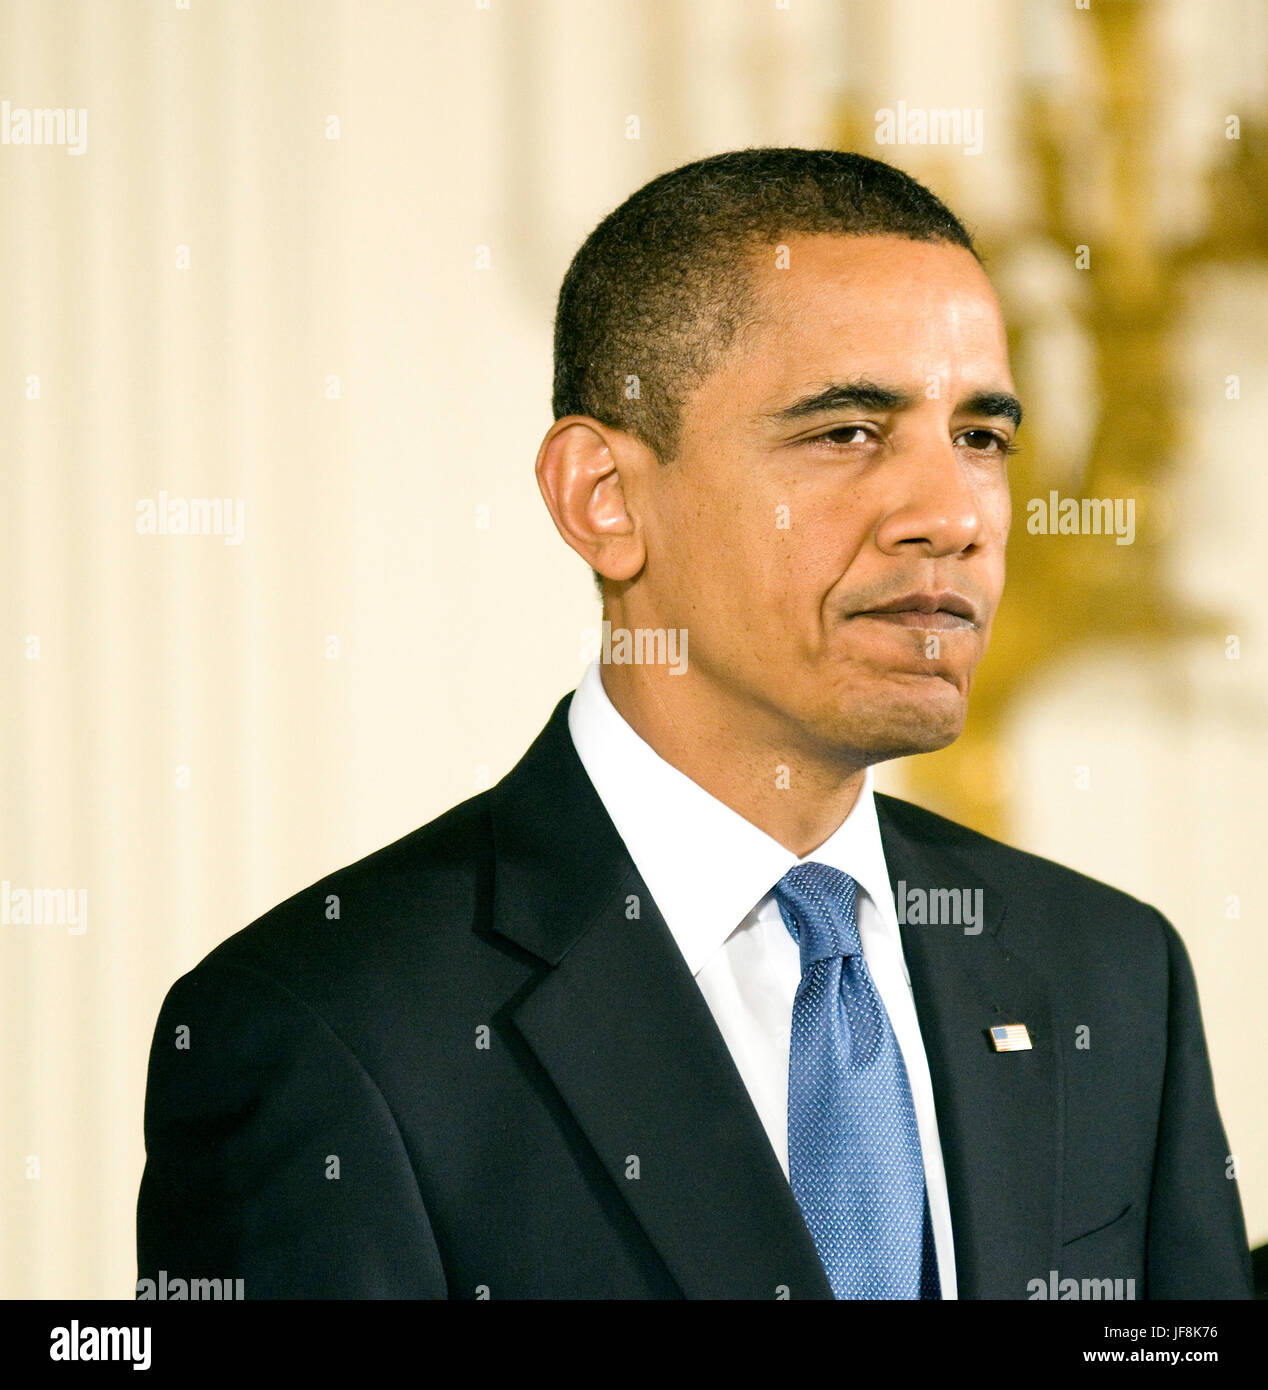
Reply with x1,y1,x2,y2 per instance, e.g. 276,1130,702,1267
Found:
812,425,875,447
958,429,1015,454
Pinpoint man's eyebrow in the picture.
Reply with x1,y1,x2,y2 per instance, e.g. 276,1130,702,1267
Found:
763,380,916,424
959,391,1023,428
763,381,1023,429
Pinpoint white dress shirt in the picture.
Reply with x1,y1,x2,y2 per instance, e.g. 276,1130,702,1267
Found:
567,659,958,1298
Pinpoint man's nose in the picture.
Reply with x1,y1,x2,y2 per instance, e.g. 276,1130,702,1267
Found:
872,439,989,558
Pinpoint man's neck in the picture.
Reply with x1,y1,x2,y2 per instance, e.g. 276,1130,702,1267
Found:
597,660,867,859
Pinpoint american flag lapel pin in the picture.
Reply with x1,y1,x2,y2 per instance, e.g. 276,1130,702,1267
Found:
989,1023,1033,1052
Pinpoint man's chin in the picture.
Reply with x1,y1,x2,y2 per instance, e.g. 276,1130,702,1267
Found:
868,719,964,764
810,678,969,766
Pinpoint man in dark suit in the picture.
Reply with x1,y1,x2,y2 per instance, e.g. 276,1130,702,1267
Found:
138,149,1253,1299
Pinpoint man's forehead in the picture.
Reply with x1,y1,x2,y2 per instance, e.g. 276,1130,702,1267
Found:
750,228,985,281
744,233,999,327
723,234,1011,397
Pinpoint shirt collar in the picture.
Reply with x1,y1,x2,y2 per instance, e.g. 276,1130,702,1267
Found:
566,659,900,976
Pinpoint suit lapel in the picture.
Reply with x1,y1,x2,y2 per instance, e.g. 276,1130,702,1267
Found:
490,696,832,1299
876,794,1063,1298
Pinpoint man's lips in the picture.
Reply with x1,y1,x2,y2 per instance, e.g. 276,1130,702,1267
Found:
849,591,981,630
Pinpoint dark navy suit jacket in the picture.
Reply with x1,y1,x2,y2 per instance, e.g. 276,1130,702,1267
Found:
137,693,1254,1298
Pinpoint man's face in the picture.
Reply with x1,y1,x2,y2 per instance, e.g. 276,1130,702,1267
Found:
633,232,1017,767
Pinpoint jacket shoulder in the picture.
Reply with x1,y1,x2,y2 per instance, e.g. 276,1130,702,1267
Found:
875,790,1165,925
188,789,496,987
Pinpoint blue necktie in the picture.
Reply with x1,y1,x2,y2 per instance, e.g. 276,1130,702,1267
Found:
774,861,940,1299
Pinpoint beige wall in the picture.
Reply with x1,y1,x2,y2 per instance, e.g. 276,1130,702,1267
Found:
1,0,1263,1298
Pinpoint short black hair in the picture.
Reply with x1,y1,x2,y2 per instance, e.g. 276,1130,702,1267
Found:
551,147,979,595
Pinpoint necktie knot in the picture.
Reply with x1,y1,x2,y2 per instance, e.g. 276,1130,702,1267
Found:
773,861,862,972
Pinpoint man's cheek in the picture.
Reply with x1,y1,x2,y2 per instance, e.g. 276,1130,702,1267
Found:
991,494,1012,542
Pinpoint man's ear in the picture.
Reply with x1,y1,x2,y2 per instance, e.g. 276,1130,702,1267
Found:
534,417,652,583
